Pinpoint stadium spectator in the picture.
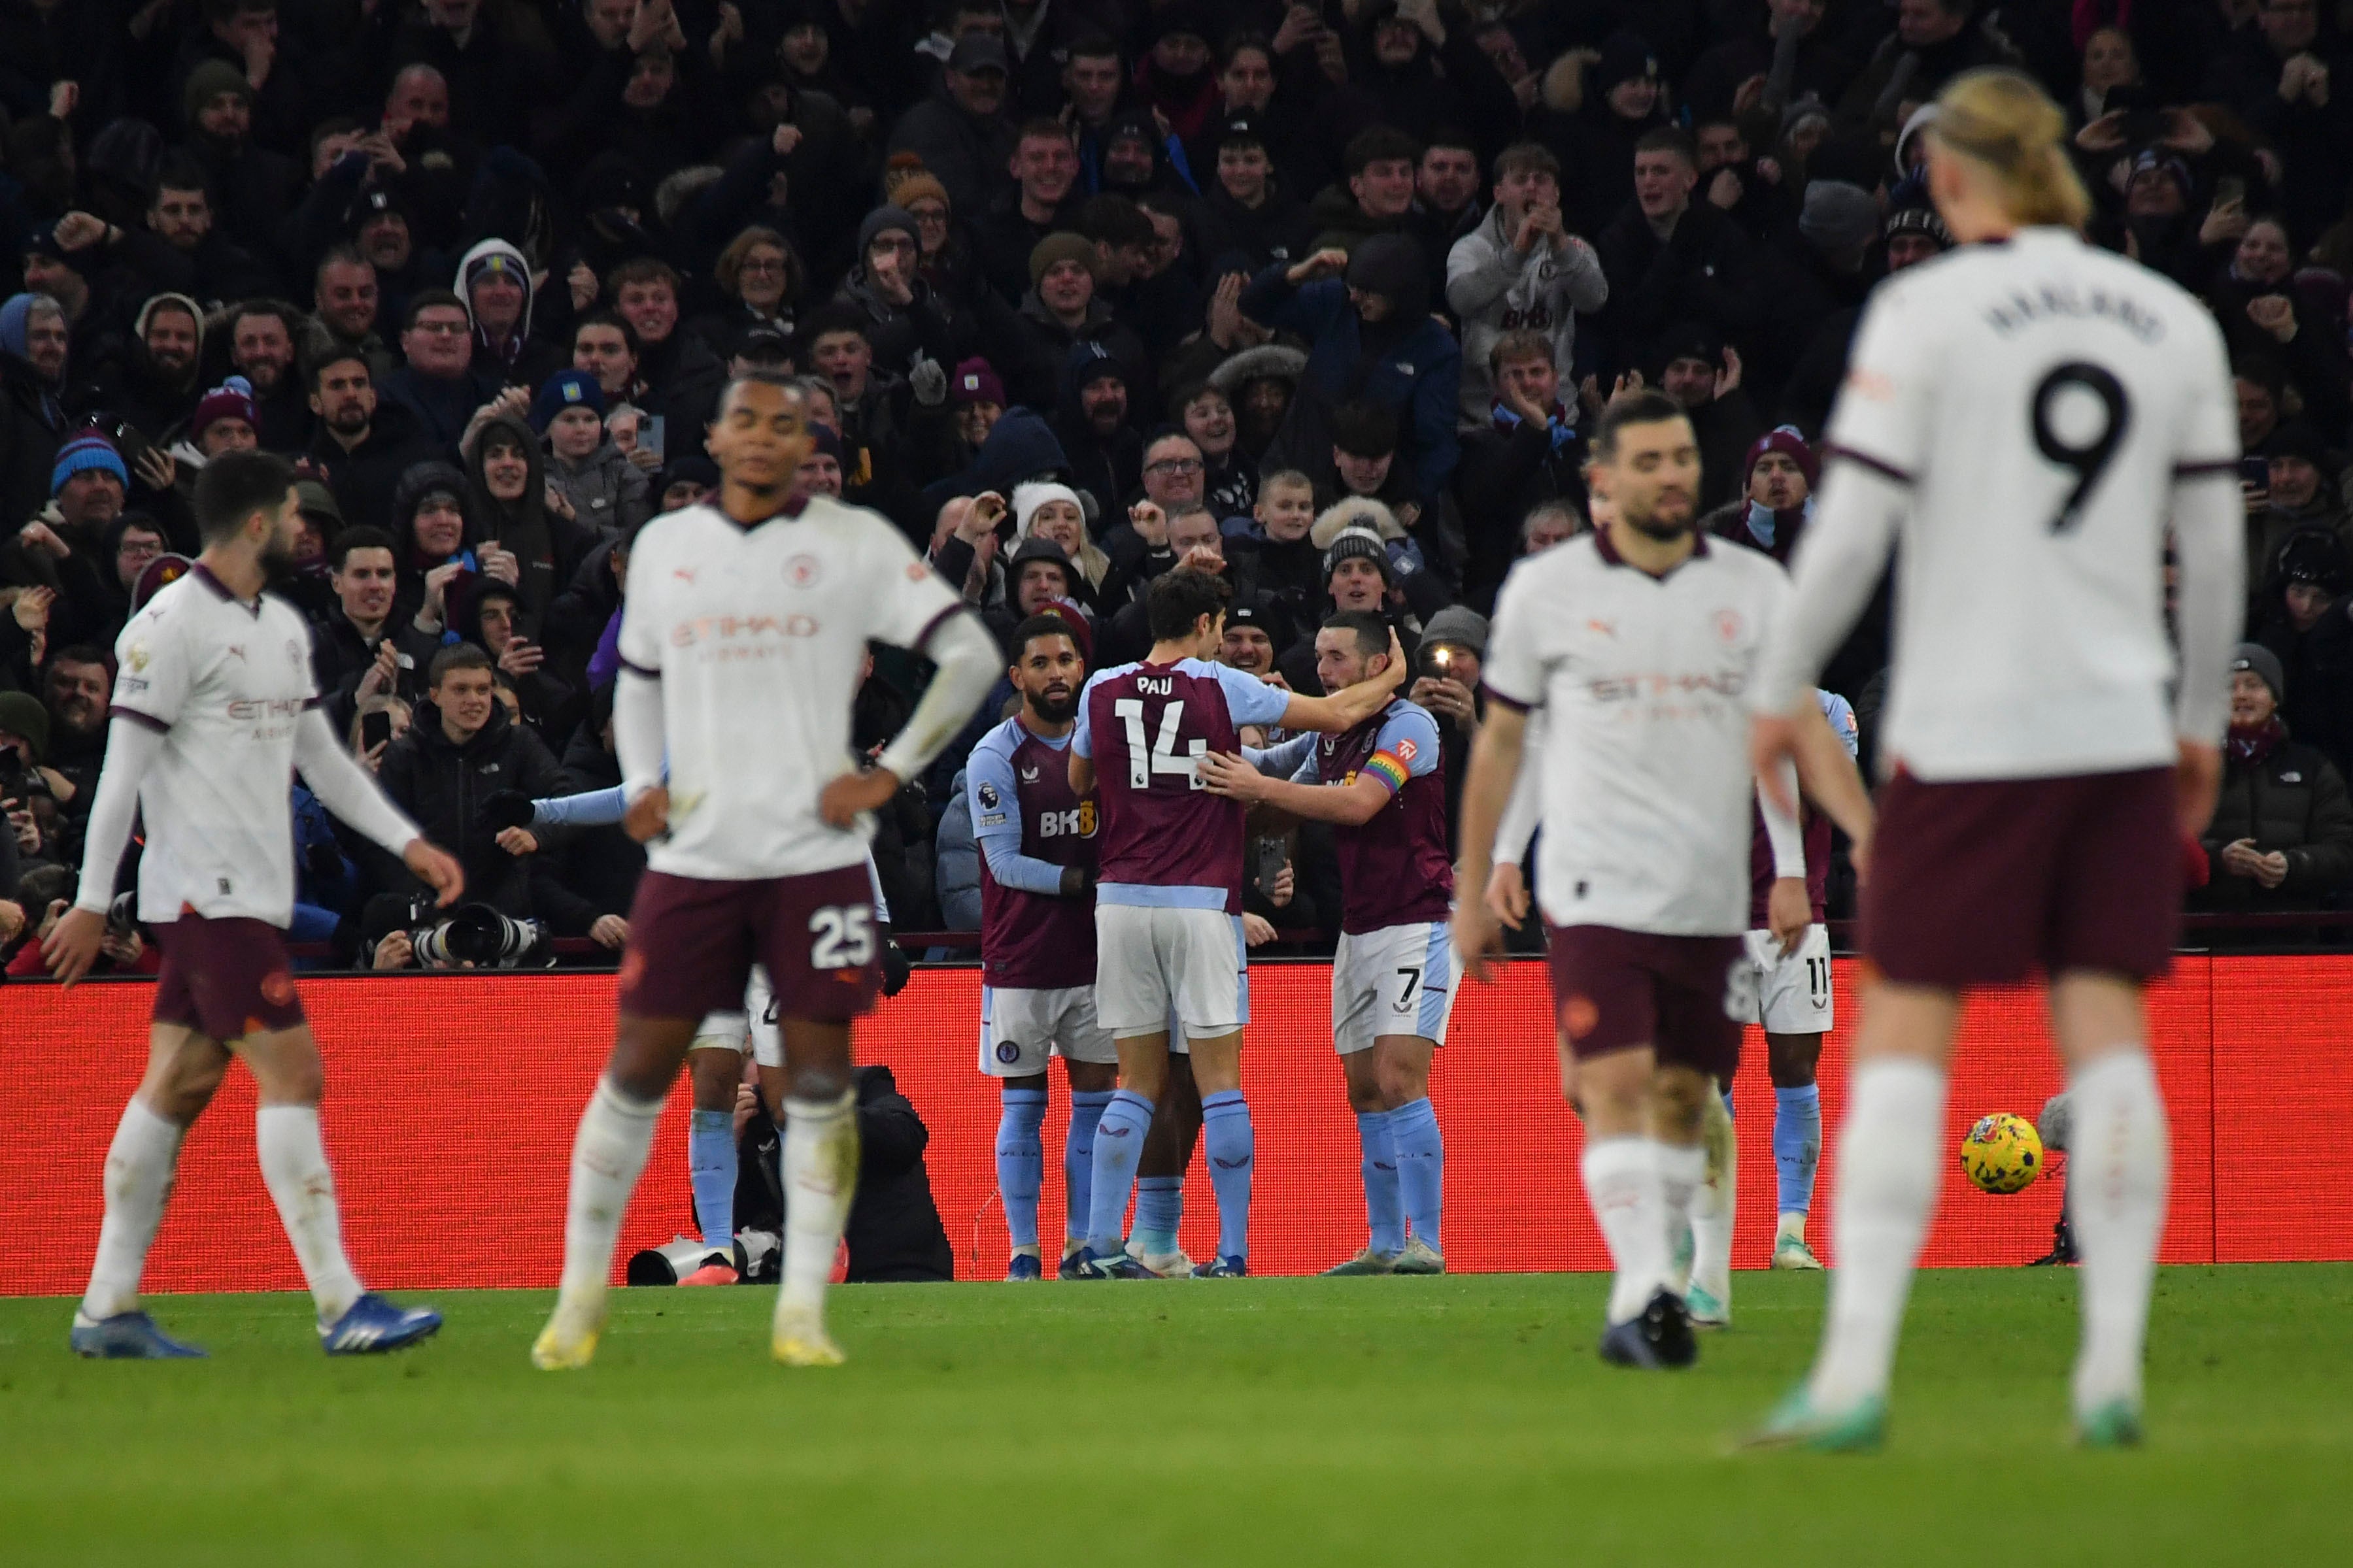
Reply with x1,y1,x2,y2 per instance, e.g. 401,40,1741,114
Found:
2194,644,2353,914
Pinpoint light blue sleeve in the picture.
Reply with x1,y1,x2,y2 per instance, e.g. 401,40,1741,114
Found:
532,785,628,828
1817,690,1860,760
968,735,1066,896
1245,733,1317,782
1372,705,1444,778
1211,662,1292,729
1070,673,1099,759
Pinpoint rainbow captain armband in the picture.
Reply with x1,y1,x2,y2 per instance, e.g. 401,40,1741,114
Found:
1362,749,1412,796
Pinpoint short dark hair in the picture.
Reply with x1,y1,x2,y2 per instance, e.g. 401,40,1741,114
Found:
1016,117,1072,146
606,256,682,297
1424,125,1479,158
192,450,295,544
1590,388,1691,462
1321,609,1389,659
1344,125,1422,177
1076,193,1155,248
1066,29,1121,64
1144,567,1232,642
720,369,803,413
226,298,297,338
151,153,209,201
573,309,641,355
48,642,111,673
307,348,370,392
1010,612,1083,666
328,524,396,570
1494,142,1560,183
800,305,870,346
428,642,494,687
1634,125,1697,165
1330,401,1399,458
402,288,468,331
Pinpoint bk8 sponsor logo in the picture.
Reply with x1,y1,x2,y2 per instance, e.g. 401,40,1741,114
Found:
1038,803,1096,839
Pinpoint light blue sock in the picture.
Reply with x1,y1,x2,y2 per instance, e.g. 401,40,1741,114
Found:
1085,1090,1156,1254
1387,1097,1444,1253
1201,1090,1254,1262
687,1109,737,1250
1130,1176,1183,1257
1064,1090,1114,1244
1356,1109,1404,1255
1772,1084,1823,1216
995,1088,1048,1250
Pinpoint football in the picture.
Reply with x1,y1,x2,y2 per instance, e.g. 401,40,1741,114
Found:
1959,1112,2044,1194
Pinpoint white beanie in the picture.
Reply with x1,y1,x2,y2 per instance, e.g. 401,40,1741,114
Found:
1014,480,1085,539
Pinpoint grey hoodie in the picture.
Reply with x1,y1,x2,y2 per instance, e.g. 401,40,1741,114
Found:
544,440,651,538
1444,203,1608,428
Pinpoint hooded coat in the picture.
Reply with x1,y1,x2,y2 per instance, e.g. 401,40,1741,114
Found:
454,239,563,389
464,413,598,637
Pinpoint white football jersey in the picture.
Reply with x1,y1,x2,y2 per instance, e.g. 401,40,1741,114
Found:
1759,227,2242,780
1484,531,1791,936
109,567,323,925
617,493,962,880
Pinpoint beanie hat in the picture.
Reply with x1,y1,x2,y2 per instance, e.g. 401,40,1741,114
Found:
2230,642,2285,704
1345,233,1427,316
0,690,49,763
191,376,258,441
1744,425,1819,490
532,369,605,433
1797,180,1880,256
1591,30,1659,97
295,478,343,529
951,356,1006,407
52,432,129,497
882,155,951,213
856,204,919,259
1884,202,1951,248
1322,526,1394,586
0,293,44,359
2263,420,2330,467
183,59,252,128
1030,231,1098,288
1015,480,1084,538
811,423,845,465
1419,605,1488,659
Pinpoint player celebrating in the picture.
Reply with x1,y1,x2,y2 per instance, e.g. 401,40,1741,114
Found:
967,613,1119,1281
1199,610,1455,1275
1068,569,1408,1279
1453,392,1871,1369
48,450,462,1359
1746,69,2241,1449
533,374,998,1370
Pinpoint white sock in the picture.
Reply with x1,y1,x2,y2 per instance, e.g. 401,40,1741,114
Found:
1808,1058,1946,1408
2066,1050,2168,1416
1691,1096,1736,1303
1582,1137,1667,1324
256,1104,364,1323
558,1078,662,1305
80,1099,184,1320
778,1090,859,1325
1656,1139,1706,1294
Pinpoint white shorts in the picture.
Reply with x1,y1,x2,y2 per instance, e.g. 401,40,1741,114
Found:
1094,904,1248,1041
1333,921,1456,1054
979,984,1119,1076
692,966,782,1067
1734,925,1833,1035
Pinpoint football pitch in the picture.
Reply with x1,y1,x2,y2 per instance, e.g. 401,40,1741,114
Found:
3,1267,2346,1566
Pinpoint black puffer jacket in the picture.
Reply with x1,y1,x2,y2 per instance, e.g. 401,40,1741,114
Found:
369,701,569,917
2195,735,2353,911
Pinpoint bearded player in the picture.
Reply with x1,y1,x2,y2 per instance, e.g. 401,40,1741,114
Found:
1746,69,2240,1449
1453,392,1872,1369
48,450,462,1358
1200,611,1455,1276
968,614,1118,1280
533,374,998,1369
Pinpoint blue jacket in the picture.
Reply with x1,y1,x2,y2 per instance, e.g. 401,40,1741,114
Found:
1241,265,1461,499
934,766,982,933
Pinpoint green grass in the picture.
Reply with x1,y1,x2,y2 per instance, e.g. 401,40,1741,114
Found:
3,1268,2348,1565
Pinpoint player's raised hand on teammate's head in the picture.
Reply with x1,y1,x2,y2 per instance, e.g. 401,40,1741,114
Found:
40,904,106,987
819,765,900,828
1197,750,1266,801
403,839,466,907
623,783,670,842
1376,629,1410,690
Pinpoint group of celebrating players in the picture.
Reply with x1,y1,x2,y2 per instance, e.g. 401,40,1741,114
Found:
49,67,2244,1452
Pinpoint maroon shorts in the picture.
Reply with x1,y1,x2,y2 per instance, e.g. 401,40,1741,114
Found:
153,916,304,1041
1544,924,1744,1079
618,865,880,1026
1862,766,2178,987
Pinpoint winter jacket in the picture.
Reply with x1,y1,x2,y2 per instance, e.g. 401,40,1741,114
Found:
464,414,601,632
935,766,981,931
2195,735,2353,911
543,441,651,544
1593,203,1767,380
369,701,570,918
0,349,65,533
1446,206,1609,427
307,609,443,739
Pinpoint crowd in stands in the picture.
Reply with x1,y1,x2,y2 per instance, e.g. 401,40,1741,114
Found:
4,0,2353,973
